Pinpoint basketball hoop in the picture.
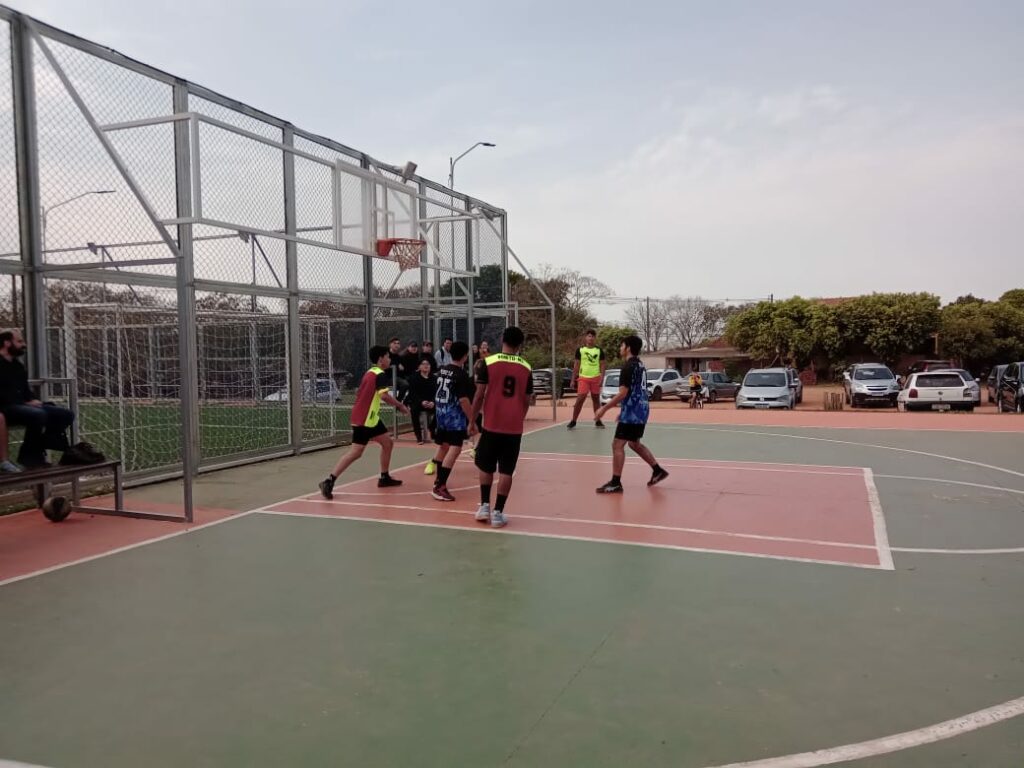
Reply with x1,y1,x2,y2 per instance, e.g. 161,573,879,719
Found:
375,238,425,272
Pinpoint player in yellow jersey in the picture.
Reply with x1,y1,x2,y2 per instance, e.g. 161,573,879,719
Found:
319,345,410,499
568,329,607,429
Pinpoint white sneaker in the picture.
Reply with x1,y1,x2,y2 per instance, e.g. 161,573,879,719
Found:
490,510,507,529
475,503,491,522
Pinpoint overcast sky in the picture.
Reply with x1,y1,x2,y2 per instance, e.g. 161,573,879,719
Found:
12,0,1023,312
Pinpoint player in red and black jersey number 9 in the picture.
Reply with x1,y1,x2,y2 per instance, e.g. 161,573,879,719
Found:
319,345,411,499
469,326,533,528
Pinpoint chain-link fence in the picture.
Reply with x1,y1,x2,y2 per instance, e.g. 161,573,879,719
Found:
0,8,554,521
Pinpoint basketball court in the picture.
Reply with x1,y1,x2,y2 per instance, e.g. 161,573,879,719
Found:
1,410,1022,767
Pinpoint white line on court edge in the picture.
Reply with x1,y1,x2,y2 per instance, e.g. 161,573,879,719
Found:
256,509,885,570
0,511,257,588
704,695,1024,768
0,421,570,589
863,468,894,570
276,496,881,552
652,425,1024,481
874,473,1024,496
892,545,1024,554
0,759,53,767
521,450,866,472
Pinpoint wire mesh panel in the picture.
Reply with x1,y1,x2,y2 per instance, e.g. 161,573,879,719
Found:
51,283,184,476
0,19,20,263
0,8,525,520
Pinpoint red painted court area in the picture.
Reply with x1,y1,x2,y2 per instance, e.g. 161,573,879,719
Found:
264,453,893,570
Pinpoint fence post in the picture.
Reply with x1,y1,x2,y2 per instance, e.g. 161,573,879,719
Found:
10,17,47,380
173,84,199,522
282,126,302,452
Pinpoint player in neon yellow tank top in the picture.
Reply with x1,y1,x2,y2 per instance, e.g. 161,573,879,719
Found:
568,329,607,430
318,345,410,500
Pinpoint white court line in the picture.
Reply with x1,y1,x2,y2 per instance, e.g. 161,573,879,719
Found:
652,425,1024,481
256,509,885,570
892,545,1024,554
0,456,431,589
705,695,1024,768
0,510,256,588
874,474,1024,495
274,496,881,553
521,450,865,472
863,469,894,570
650,417,1024,434
516,454,865,477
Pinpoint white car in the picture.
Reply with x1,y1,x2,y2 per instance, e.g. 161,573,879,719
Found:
897,372,975,412
646,369,685,400
736,368,795,409
264,378,342,403
932,369,981,406
599,369,621,406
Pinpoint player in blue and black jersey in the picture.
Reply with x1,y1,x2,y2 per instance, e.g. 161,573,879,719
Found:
593,335,669,493
426,341,476,502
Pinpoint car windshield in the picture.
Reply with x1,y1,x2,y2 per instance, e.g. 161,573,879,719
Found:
916,374,965,388
604,373,620,387
744,372,787,387
854,367,894,381
646,371,662,382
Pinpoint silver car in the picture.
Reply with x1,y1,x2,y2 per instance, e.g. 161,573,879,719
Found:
599,369,621,406
646,369,685,400
844,364,900,408
736,368,795,409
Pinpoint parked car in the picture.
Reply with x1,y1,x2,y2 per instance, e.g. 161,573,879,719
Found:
531,368,575,398
897,372,974,412
933,369,981,406
736,368,795,410
987,364,1008,403
646,369,685,401
264,378,341,403
996,362,1024,413
599,369,621,406
906,360,956,376
785,367,804,404
843,364,900,408
679,371,740,403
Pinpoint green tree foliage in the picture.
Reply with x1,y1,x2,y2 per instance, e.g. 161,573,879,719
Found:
998,289,1024,311
595,325,637,367
727,293,942,368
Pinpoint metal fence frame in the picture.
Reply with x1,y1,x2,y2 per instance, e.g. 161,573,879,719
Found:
0,6,556,522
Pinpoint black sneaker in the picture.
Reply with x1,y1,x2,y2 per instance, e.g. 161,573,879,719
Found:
567,421,577,430
318,477,335,500
378,476,403,488
595,420,605,429
596,481,623,494
648,468,670,487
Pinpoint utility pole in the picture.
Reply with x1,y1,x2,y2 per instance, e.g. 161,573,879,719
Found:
646,296,651,348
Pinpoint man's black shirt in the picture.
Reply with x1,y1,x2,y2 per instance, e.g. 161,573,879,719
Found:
0,356,34,409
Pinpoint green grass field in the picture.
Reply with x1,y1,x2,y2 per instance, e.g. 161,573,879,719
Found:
8,398,402,475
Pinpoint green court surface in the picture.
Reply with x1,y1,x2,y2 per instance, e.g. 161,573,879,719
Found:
1,422,1022,767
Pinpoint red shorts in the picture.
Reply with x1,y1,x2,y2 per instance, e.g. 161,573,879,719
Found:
577,376,601,396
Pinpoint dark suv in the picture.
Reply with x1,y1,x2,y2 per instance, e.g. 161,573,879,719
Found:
996,362,1024,413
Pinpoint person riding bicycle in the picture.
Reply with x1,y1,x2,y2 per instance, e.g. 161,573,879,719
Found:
687,370,704,407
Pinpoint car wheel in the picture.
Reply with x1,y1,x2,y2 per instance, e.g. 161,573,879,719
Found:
707,389,718,403
651,387,662,401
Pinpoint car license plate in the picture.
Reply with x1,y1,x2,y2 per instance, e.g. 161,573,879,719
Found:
755,403,770,409
932,404,951,412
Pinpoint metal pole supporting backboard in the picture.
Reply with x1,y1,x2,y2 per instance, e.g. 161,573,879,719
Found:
283,126,303,453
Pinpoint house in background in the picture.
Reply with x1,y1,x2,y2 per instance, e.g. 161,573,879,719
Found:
640,337,752,375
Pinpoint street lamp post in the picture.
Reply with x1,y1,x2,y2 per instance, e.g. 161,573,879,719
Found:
446,143,494,342
40,189,115,253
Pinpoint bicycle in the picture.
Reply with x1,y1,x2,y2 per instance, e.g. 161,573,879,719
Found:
688,386,705,409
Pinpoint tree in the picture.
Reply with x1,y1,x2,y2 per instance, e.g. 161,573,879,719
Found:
939,302,996,370
534,264,611,315
664,296,713,348
595,324,636,367
998,289,1024,311
624,298,669,352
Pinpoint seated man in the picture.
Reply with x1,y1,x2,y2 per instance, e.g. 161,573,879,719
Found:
0,329,74,469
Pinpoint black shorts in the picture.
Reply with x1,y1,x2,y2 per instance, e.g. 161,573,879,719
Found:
474,430,523,475
614,422,646,442
352,421,389,445
434,428,468,448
